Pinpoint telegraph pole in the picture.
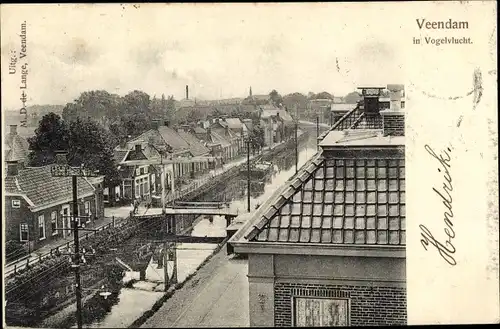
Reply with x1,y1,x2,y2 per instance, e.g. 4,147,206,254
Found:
246,139,251,213
295,121,298,174
316,116,320,150
51,152,99,329
71,175,83,329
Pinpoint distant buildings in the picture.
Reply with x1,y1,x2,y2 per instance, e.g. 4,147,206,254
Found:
230,84,406,327
111,120,214,205
4,160,105,251
4,125,30,166
259,105,295,148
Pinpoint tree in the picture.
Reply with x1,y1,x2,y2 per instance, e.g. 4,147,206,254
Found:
282,92,308,113
28,113,70,166
67,117,121,187
269,89,283,107
122,90,151,117
313,91,334,100
344,91,362,104
249,125,265,153
28,114,121,187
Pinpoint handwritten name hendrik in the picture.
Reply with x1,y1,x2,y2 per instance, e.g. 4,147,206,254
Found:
420,145,456,266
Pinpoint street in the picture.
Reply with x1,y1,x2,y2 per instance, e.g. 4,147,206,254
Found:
141,250,249,328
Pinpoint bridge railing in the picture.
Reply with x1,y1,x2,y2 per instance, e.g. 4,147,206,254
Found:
4,215,133,278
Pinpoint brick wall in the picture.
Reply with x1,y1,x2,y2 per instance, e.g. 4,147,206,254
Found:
274,282,407,326
382,114,405,136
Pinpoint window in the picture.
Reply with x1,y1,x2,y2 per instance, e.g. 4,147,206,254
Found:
38,215,46,240
84,201,91,223
51,211,58,235
151,174,156,192
20,223,29,241
294,297,349,327
103,187,109,202
11,199,21,208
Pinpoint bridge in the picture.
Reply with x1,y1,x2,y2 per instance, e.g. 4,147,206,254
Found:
135,206,238,218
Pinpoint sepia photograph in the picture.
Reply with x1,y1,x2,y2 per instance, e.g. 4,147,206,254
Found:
1,2,498,328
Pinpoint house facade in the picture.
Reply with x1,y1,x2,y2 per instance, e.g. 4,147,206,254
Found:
111,120,216,204
4,161,104,251
230,85,406,327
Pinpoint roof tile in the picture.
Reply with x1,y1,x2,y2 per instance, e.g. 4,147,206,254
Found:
248,154,406,246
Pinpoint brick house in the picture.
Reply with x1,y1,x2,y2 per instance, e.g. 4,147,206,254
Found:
229,85,406,327
4,161,105,251
110,143,163,205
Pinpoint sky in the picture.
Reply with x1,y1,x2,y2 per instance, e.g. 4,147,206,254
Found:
0,3,410,110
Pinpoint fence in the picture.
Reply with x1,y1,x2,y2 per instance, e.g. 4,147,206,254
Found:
5,137,299,278
4,216,133,278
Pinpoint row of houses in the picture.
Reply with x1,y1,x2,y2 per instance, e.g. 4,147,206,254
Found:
3,100,297,252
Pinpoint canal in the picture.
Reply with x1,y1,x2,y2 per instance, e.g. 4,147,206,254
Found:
45,130,320,328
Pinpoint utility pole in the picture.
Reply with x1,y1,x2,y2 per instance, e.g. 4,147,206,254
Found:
71,175,82,329
316,116,320,150
51,152,99,329
295,121,298,174
246,139,251,213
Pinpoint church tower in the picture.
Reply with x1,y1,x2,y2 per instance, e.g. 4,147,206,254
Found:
249,86,253,98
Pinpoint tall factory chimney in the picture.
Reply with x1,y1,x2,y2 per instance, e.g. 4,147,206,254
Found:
186,85,189,100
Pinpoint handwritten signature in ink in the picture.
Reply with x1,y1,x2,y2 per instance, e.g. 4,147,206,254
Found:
420,145,456,266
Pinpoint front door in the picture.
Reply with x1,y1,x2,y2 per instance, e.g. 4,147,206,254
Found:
62,205,71,238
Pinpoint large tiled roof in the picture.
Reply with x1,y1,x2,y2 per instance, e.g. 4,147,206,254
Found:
113,150,129,163
157,126,191,152
209,131,231,147
225,118,245,130
4,133,30,163
128,127,190,154
245,153,405,246
177,130,210,156
4,166,95,209
260,107,294,122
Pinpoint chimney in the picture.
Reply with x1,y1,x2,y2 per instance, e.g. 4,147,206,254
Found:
164,120,170,127
387,84,405,111
135,144,142,153
54,151,68,165
381,85,405,136
186,85,189,100
358,87,384,114
152,119,160,130
10,125,18,135
6,160,19,176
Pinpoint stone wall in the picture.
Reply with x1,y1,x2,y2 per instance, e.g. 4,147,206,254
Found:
274,282,407,326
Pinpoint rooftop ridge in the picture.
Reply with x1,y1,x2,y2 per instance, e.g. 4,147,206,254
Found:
244,151,324,241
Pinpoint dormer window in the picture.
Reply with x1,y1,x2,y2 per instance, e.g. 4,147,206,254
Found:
11,199,21,208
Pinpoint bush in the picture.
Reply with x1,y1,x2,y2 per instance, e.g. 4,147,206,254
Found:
5,240,28,262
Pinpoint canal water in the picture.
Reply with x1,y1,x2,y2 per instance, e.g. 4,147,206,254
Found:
51,130,319,328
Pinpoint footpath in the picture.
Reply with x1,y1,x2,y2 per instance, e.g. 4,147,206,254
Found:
140,249,249,328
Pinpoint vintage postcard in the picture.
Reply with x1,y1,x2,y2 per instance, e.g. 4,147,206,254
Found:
1,2,498,328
